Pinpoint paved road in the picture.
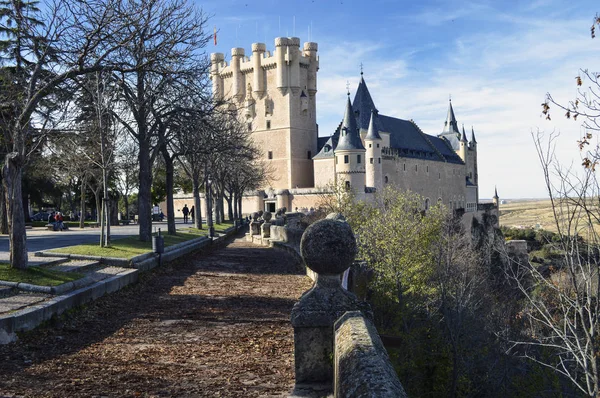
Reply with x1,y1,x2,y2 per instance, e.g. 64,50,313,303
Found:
0,237,311,397
0,220,199,253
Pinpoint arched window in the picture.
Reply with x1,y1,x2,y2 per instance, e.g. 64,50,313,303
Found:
384,176,389,184
425,198,430,210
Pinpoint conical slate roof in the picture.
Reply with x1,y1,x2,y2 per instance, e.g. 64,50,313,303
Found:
365,109,382,141
471,126,477,144
336,96,365,152
443,99,460,134
352,76,379,131
461,125,468,143
493,186,499,199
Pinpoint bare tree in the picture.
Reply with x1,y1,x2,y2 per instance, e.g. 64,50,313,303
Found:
0,0,143,268
109,0,210,242
504,131,600,397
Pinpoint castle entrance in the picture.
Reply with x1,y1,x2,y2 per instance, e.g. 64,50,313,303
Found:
265,201,276,213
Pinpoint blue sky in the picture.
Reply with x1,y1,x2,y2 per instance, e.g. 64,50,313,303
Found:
200,0,599,199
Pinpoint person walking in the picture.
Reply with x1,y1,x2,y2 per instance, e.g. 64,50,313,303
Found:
190,205,195,224
182,204,189,224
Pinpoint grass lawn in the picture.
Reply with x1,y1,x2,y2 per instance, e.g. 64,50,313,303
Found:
48,222,235,259
0,264,84,286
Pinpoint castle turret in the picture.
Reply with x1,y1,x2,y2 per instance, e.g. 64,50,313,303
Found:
365,109,383,191
210,52,224,101
443,99,460,134
471,126,478,187
275,37,289,94
303,42,318,96
459,124,468,163
288,37,301,94
335,95,366,192
251,43,266,97
231,47,245,101
493,186,499,207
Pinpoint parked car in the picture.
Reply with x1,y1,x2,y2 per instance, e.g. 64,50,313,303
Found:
31,212,49,221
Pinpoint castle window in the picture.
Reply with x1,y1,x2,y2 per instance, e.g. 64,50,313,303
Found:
415,165,418,172
247,122,252,132
378,158,381,164
266,120,271,130
345,181,350,190
307,151,312,159
357,154,361,163
403,163,406,171
384,176,389,184
369,143,372,148
370,158,373,164
377,143,380,148
268,151,273,159
439,172,441,180
426,165,429,173
344,155,349,164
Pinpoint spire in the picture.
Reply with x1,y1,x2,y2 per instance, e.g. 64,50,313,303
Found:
493,186,499,199
335,96,365,151
471,126,477,144
365,109,382,141
352,75,378,131
443,98,459,134
461,124,468,143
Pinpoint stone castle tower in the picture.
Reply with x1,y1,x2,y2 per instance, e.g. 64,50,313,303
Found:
210,37,319,189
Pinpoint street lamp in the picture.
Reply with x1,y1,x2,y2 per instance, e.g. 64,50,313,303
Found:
207,178,215,238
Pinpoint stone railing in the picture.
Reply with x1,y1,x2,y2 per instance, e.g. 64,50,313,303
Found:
289,214,407,397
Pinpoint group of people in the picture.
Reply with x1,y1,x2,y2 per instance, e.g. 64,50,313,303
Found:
49,212,66,231
181,204,195,224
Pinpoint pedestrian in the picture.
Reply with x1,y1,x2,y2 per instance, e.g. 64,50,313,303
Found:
55,212,64,231
182,204,189,224
190,205,195,224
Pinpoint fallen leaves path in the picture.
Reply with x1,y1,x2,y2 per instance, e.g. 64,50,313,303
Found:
0,236,312,397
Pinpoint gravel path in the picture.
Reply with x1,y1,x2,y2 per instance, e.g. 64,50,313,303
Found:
0,237,311,397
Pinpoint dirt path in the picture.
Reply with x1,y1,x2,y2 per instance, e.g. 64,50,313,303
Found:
0,237,312,397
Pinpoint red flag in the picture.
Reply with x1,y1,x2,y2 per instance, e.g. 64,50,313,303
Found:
214,26,217,46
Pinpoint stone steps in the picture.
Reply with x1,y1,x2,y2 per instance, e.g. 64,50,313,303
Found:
0,291,50,315
0,286,15,299
47,260,101,274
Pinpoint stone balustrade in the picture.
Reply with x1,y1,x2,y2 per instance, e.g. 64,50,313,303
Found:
289,214,406,397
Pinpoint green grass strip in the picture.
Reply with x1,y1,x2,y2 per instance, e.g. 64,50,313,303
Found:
0,264,84,286
48,222,234,259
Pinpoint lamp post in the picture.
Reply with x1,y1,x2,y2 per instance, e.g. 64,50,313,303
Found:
207,178,215,238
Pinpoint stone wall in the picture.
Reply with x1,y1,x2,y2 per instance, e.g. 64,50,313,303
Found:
335,311,407,397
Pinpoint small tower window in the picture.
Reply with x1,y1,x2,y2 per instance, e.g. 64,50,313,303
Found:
415,165,418,172
369,143,372,148
357,154,361,163
307,151,312,159
268,151,273,159
247,122,252,132
403,163,406,172
344,155,349,164
370,158,373,164
384,176,389,184
426,165,429,173
345,181,350,190
266,120,271,130
377,143,380,148
439,172,441,180
378,158,381,164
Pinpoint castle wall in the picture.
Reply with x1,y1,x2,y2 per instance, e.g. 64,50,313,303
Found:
383,156,466,209
314,158,336,188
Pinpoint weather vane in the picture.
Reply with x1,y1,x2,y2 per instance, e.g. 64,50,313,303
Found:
360,62,363,76
346,80,350,96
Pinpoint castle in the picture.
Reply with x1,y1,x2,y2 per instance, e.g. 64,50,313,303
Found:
203,37,490,216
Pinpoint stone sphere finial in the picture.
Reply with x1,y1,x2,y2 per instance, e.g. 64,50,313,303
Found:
252,212,259,220
326,212,346,222
263,211,272,222
300,216,356,275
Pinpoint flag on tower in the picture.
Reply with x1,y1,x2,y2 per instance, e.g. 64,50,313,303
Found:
213,26,217,45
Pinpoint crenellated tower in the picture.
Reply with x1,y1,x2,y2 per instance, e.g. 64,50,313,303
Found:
210,37,319,189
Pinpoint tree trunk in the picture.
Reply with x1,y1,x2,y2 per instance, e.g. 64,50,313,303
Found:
161,146,176,235
79,176,86,228
0,181,8,234
226,192,233,221
138,141,153,241
192,175,202,229
3,153,28,269
238,194,243,221
232,192,238,221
